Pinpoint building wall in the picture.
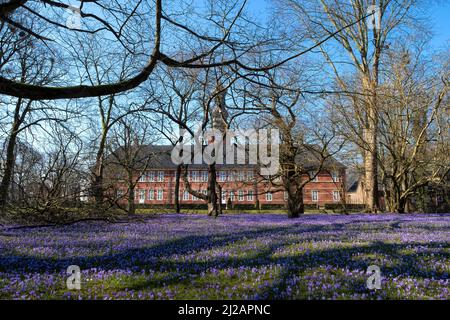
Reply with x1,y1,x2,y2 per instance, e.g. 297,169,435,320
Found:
346,181,366,205
121,168,346,207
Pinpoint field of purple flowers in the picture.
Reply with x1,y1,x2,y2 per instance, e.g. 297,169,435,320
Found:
0,213,449,300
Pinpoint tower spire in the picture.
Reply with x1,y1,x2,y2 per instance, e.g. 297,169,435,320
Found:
211,83,228,133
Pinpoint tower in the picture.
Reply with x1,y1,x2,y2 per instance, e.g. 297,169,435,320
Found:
211,84,228,133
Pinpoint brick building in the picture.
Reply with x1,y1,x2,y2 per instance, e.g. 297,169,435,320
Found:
111,145,347,208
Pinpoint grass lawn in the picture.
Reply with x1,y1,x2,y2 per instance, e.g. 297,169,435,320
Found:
0,213,448,300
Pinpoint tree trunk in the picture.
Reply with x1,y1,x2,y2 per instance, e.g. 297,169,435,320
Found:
282,150,305,218
287,183,304,218
174,165,181,213
0,131,18,210
217,183,223,215
207,164,219,217
0,99,24,211
364,138,379,212
91,130,108,207
287,192,304,218
395,197,406,214
363,79,380,213
128,186,135,215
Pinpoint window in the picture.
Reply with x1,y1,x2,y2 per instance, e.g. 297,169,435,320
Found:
202,189,208,196
158,171,165,182
284,191,288,201
183,190,190,201
148,189,154,200
218,171,227,182
147,171,156,182
139,190,145,201
310,171,318,182
117,189,125,198
331,171,340,182
238,190,244,201
333,191,340,202
138,175,146,182
312,190,319,202
222,190,227,202
266,192,273,202
230,190,235,201
157,189,163,200
238,171,245,182
247,171,254,181
228,172,235,182
191,171,199,182
247,190,254,201
201,171,208,182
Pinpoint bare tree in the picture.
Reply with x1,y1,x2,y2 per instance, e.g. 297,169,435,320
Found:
107,117,158,215
146,67,202,213
0,28,66,211
242,69,344,217
0,0,377,100
277,0,421,212
66,34,156,208
378,44,449,213
4,123,85,223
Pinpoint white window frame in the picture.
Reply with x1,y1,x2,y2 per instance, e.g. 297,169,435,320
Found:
229,190,235,201
331,171,340,182
183,190,190,201
157,189,163,200
148,189,154,200
147,171,156,182
266,192,273,202
238,171,245,182
117,189,125,198
218,171,226,182
247,171,254,181
247,190,254,201
238,190,244,201
333,191,340,202
191,171,199,182
158,171,165,182
139,190,145,203
138,175,146,182
201,171,208,182
312,190,319,202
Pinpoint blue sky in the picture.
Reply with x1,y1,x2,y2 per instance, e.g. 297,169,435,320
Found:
428,1,450,50
245,0,449,50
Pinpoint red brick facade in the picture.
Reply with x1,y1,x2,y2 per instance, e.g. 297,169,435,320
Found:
127,168,346,207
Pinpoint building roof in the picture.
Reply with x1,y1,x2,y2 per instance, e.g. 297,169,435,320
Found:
293,145,346,171
346,168,362,192
107,144,346,171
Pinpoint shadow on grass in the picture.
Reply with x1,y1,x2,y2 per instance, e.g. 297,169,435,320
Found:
0,219,448,298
